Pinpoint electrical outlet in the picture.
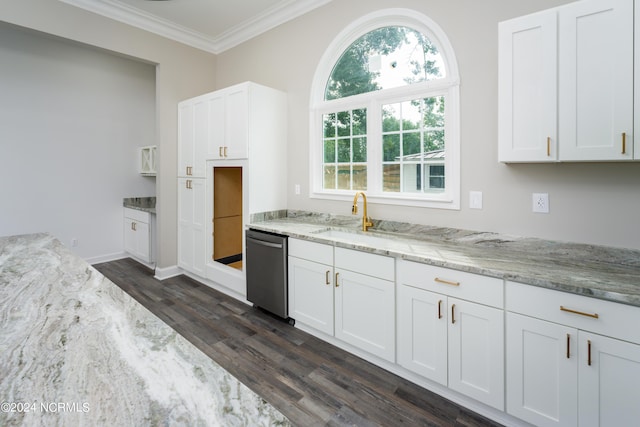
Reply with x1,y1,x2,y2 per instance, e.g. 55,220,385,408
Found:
294,184,301,195
532,193,549,213
469,191,483,209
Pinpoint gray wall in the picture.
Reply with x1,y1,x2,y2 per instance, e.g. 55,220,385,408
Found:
0,0,217,268
216,0,640,250
0,22,155,261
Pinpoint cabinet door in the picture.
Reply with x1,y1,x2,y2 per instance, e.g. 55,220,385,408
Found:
506,312,578,427
335,269,395,362
498,9,557,162
288,256,334,335
124,217,137,255
191,99,209,177
225,87,249,159
579,331,640,427
558,0,633,160
177,178,206,276
397,285,447,385
207,93,225,159
178,102,194,177
448,298,504,411
134,220,150,262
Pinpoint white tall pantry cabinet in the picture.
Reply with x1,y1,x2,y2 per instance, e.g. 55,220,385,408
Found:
177,82,287,297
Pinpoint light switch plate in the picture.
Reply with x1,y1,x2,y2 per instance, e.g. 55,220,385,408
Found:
469,191,483,209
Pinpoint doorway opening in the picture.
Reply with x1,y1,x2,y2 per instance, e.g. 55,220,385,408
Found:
213,166,243,270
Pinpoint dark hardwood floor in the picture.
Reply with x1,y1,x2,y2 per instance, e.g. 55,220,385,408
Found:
94,258,503,427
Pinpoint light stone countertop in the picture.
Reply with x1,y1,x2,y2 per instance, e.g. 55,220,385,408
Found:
249,211,640,308
123,197,156,214
0,233,289,427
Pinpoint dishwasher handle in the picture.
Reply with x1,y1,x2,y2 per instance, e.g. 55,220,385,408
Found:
247,236,283,249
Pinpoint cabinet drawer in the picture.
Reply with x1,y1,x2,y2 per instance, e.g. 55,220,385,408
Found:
335,247,394,281
124,207,150,224
506,281,640,344
289,238,333,265
398,260,503,308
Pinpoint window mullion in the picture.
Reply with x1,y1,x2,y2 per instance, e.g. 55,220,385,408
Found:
367,98,382,194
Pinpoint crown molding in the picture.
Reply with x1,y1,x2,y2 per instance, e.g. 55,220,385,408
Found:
57,0,332,54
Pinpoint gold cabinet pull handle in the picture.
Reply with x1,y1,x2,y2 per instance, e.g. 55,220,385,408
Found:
560,306,599,319
547,137,551,157
435,277,460,287
325,270,330,285
335,272,340,288
219,147,223,157
566,334,570,359
437,300,443,319
224,146,228,157
622,132,627,154
587,339,592,366
451,304,456,324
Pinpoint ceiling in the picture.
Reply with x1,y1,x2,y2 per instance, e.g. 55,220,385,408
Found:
58,0,332,54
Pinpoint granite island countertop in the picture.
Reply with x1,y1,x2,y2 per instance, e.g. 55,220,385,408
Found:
0,233,289,427
249,211,640,308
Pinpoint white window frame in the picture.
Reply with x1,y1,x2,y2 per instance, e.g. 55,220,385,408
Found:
309,9,460,209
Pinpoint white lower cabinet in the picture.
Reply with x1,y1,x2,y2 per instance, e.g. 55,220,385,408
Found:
288,255,334,335
288,238,395,362
123,207,154,263
177,177,206,276
397,260,504,411
506,281,640,427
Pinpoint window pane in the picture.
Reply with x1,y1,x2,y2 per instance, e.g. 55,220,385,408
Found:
402,163,421,193
383,164,400,192
352,108,367,135
337,111,351,137
423,96,445,129
424,130,445,152
353,165,367,190
324,165,336,189
402,100,421,130
403,132,421,157
353,137,367,162
323,113,336,138
382,103,400,132
324,139,336,163
383,134,400,161
337,165,351,189
337,138,351,163
325,27,446,100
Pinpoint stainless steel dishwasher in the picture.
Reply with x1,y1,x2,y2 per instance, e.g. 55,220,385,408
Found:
245,229,291,322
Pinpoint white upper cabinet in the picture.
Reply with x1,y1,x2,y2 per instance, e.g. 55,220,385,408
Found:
207,85,249,160
559,0,633,161
499,0,634,162
178,99,207,178
499,9,558,162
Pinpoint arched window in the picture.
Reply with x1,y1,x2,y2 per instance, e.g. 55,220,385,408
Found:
310,9,460,209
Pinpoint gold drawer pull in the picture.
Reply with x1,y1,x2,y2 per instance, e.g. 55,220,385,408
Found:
560,306,599,319
335,272,340,288
622,132,626,154
224,146,228,157
435,277,460,287
451,304,456,324
566,334,570,359
325,270,330,285
587,340,592,366
437,300,443,319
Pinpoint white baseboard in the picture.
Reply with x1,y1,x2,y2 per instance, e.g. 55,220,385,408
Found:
154,264,182,280
87,251,127,265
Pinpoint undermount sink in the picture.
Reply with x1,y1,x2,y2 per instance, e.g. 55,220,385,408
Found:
313,229,393,247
